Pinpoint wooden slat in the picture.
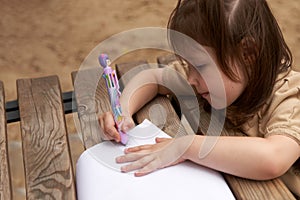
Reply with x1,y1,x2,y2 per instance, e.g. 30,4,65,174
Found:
116,61,187,138
17,76,76,199
0,81,12,200
157,54,177,68
157,54,296,200
134,95,187,137
72,68,111,149
225,175,296,200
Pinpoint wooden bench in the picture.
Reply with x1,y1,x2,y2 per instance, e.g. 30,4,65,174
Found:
0,81,12,200
0,54,298,199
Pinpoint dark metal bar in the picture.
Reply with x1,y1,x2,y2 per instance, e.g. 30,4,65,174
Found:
62,91,78,114
5,91,77,123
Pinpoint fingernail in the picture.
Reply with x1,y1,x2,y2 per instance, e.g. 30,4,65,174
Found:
124,125,133,132
120,166,126,172
115,156,121,163
115,136,120,143
123,126,129,131
134,172,143,177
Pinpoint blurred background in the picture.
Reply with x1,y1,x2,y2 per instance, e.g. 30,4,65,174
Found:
0,0,299,199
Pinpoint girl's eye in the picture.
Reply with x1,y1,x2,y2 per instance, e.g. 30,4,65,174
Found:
188,64,207,72
187,63,207,76
196,64,207,69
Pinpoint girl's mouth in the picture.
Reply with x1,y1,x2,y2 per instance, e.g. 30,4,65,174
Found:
200,92,209,98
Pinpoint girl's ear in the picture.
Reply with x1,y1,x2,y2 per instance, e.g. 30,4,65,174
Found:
239,37,259,65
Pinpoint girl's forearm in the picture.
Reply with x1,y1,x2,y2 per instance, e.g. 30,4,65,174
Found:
121,83,158,116
120,68,170,116
183,135,299,180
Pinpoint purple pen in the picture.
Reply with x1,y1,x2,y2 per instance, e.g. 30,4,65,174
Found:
99,53,129,145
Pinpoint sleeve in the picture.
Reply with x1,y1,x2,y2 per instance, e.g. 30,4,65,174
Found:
264,73,300,145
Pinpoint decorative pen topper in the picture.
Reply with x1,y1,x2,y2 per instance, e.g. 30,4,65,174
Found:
99,53,129,145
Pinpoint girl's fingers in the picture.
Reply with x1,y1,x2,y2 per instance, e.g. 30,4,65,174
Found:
124,144,152,153
100,112,120,142
116,152,146,163
134,161,158,177
155,137,171,143
120,155,154,173
134,170,151,177
99,115,112,140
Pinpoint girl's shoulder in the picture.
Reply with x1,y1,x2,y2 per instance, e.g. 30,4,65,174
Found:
242,68,300,142
273,68,300,96
263,68,300,114
277,67,300,81
261,68,300,140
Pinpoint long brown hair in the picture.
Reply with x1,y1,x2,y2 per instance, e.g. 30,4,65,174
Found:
168,0,293,129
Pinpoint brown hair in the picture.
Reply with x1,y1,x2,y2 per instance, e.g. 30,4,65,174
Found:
168,0,293,129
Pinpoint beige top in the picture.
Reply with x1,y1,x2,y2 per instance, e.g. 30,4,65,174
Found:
242,69,300,144
162,65,300,196
241,69,300,197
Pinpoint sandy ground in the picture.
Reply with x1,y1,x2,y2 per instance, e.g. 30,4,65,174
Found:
0,0,299,199
0,0,300,101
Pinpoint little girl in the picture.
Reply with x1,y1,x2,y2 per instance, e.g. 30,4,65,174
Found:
99,0,300,196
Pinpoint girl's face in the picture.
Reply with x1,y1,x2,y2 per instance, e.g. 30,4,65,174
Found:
186,47,247,109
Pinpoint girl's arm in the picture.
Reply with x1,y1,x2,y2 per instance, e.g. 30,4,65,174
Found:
117,134,299,179
120,68,171,117
116,69,300,179
184,134,300,180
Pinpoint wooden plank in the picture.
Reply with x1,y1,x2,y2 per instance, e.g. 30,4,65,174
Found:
17,76,76,199
116,61,187,138
72,68,111,149
0,81,12,200
157,54,177,68
157,54,296,200
225,175,296,200
134,95,187,137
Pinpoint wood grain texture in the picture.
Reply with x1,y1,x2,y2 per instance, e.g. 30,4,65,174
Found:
224,174,296,200
17,76,76,200
72,68,111,149
157,54,177,68
134,95,187,138
157,54,296,200
0,81,12,200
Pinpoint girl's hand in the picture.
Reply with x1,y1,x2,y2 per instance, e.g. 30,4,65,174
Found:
98,112,135,143
116,136,195,176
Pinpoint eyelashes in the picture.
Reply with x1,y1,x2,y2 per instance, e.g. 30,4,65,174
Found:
189,63,207,71
196,64,208,69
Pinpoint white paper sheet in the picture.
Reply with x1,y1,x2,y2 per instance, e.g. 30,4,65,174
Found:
76,119,235,200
